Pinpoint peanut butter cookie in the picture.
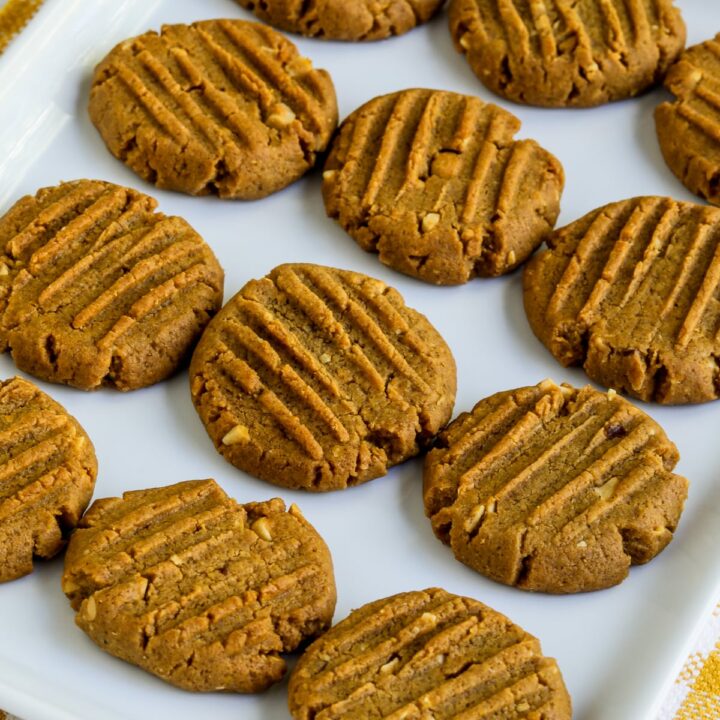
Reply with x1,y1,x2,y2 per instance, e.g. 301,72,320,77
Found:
0,180,223,390
289,587,572,718
62,479,336,692
323,89,563,285
89,20,337,199
656,33,720,205
0,376,97,582
234,0,445,41
449,0,685,107
190,263,456,490
523,196,720,404
424,380,688,593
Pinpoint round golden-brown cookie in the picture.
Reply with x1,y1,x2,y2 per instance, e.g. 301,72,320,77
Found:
523,196,720,404
190,263,456,490
288,587,572,718
656,33,720,205
62,479,336,692
323,89,563,285
89,20,337,199
0,180,223,391
234,0,445,41
0,376,97,582
424,380,688,593
449,0,685,107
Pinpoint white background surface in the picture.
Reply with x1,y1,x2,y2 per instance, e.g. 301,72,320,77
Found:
1,1,720,719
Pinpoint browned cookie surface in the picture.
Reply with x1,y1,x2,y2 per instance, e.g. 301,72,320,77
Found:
0,180,223,390
0,376,97,582
190,263,456,491
424,381,687,593
656,33,720,205
449,0,685,107
89,20,337,199
234,0,444,41
323,89,563,285
62,479,336,692
288,587,572,718
523,196,720,404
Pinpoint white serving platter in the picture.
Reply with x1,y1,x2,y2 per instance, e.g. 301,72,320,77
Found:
1,1,719,718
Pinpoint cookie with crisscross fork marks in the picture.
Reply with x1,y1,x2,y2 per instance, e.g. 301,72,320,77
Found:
523,196,720,404
190,263,456,490
62,479,336,692
0,180,223,390
424,380,688,593
656,32,720,205
289,587,572,719
323,89,563,285
89,19,337,198
234,0,445,41
449,0,685,107
0,376,97,582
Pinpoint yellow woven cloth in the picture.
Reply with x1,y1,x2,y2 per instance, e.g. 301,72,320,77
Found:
657,603,720,719
0,0,43,54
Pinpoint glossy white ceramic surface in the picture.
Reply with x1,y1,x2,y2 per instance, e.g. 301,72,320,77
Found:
0,2,719,719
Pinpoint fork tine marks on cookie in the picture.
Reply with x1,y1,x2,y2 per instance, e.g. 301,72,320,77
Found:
288,588,572,719
0,179,223,390
424,381,687,593
450,0,685,107
62,480,336,692
0,377,96,582
89,20,337,198
526,196,720,402
232,0,445,41
324,89,563,285
190,263,455,491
